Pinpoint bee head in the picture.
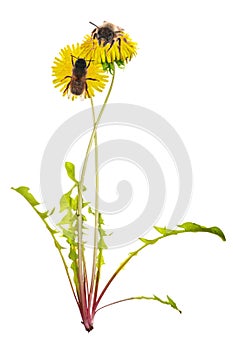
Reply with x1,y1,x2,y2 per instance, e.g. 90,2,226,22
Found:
97,27,114,45
75,58,87,69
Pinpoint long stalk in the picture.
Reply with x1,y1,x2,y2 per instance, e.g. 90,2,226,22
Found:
77,67,116,322
88,98,99,309
91,224,103,318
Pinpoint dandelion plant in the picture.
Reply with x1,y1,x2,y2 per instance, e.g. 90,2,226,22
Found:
12,21,226,332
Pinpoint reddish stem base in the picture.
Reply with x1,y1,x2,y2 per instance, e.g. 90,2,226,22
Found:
81,314,95,333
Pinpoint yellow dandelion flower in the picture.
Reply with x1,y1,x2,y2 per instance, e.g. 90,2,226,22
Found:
52,43,108,100
80,22,137,72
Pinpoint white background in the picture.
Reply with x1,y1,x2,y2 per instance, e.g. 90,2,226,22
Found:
1,0,233,349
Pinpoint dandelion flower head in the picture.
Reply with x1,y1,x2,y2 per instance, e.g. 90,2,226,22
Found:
81,21,137,72
52,44,108,100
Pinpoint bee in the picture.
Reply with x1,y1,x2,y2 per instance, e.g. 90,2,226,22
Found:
89,21,124,49
63,56,97,97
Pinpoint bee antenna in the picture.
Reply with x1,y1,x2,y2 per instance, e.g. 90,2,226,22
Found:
89,21,99,29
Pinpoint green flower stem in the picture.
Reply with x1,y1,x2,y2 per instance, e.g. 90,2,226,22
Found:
91,245,101,317
88,97,99,309
77,67,116,325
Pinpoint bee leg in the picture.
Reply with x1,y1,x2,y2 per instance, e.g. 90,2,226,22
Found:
71,54,78,66
61,75,72,81
63,82,71,95
86,60,94,69
85,79,99,98
117,37,121,52
85,82,91,98
107,36,121,52
107,39,116,51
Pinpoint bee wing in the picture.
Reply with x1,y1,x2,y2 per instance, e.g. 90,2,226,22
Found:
116,25,124,32
79,93,85,101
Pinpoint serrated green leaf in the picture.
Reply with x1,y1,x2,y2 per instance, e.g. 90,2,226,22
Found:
59,191,72,212
65,162,78,183
209,227,226,241
99,227,107,237
98,293,181,314
54,239,65,250
58,211,76,226
97,253,105,268
88,206,94,215
177,222,226,241
69,247,78,261
12,187,52,220
12,187,40,206
95,212,109,277
82,202,89,208
154,226,173,236
128,250,138,257
151,294,182,313
44,224,58,235
99,213,104,225
178,222,202,231
138,236,160,245
49,208,55,216
133,294,182,314
139,237,153,244
61,227,76,245
12,186,57,233
112,221,226,292
71,195,78,211
71,261,78,288
98,237,108,250
37,210,50,219
12,185,78,297
153,222,226,242
68,245,78,289
59,187,82,213
166,295,182,313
